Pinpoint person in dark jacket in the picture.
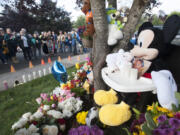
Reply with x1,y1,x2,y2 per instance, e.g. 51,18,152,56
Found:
0,28,7,64
4,28,19,63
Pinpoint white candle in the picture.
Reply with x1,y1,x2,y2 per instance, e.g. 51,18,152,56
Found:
129,68,138,81
38,70,42,77
22,75,26,83
33,72,36,79
48,67,51,74
43,68,46,76
28,74,31,81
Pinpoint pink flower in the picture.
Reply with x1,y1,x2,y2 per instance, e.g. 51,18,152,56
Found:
47,97,51,102
40,93,48,100
53,94,58,101
36,97,42,105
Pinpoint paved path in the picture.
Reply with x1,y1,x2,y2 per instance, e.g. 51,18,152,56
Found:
0,53,89,91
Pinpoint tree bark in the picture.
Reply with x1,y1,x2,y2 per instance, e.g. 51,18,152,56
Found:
113,0,150,52
90,0,110,90
108,0,117,9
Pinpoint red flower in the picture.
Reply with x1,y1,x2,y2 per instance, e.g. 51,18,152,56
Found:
58,119,66,124
32,121,38,125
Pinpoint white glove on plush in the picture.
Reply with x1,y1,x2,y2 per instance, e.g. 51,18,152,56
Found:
151,70,178,110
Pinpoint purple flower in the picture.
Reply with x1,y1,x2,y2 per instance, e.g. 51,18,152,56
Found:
157,115,167,123
153,129,165,135
158,124,169,129
175,131,180,135
138,113,146,124
163,128,175,135
68,128,79,135
130,119,139,132
169,118,180,129
90,126,104,135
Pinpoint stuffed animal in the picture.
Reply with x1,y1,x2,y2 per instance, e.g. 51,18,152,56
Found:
85,107,99,127
94,89,118,106
99,101,131,126
106,49,134,73
106,8,123,46
151,70,178,110
42,125,58,135
81,0,95,37
130,15,180,75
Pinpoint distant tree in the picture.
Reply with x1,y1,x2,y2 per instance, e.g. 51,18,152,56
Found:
73,15,86,28
169,11,180,17
151,14,163,25
0,0,72,33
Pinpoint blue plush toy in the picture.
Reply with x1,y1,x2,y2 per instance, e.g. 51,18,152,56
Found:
52,61,67,84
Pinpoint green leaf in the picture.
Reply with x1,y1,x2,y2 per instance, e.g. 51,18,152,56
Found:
142,122,153,135
175,92,180,104
172,104,178,112
132,108,141,119
145,112,157,129
123,128,131,135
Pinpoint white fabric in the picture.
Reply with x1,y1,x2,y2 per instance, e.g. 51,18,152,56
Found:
151,70,178,110
108,24,123,46
101,67,157,93
21,36,29,47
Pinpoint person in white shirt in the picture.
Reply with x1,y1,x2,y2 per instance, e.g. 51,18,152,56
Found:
20,29,32,61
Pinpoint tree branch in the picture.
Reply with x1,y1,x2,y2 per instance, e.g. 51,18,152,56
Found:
90,0,110,90
113,0,150,52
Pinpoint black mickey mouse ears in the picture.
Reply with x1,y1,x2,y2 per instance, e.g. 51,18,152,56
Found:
163,15,180,44
137,22,153,36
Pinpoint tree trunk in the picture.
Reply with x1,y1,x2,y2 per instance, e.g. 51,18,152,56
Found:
90,0,110,90
113,0,150,52
108,0,117,9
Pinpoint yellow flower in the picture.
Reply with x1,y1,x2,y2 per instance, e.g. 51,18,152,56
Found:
50,96,53,100
133,132,138,135
147,106,153,111
153,115,159,124
139,131,146,135
167,112,174,117
76,111,88,125
157,107,170,113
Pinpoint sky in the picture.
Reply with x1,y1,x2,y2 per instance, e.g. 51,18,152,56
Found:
1,0,180,21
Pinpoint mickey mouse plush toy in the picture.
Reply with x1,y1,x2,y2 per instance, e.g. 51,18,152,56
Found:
130,15,180,77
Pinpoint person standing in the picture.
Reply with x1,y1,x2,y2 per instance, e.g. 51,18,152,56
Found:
19,29,32,61
4,28,19,63
0,28,7,64
31,33,37,59
71,31,77,55
42,32,49,55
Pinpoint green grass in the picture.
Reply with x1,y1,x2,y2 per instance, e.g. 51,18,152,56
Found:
0,66,76,135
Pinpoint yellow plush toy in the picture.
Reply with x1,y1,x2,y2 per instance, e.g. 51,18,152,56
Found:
94,89,118,106
99,101,131,126
83,80,90,94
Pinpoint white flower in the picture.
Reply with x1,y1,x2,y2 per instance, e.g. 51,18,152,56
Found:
59,124,66,131
62,110,73,118
12,118,28,130
22,112,32,120
42,125,58,135
43,105,50,111
36,98,42,105
47,110,63,119
30,111,43,121
28,124,39,134
15,128,28,135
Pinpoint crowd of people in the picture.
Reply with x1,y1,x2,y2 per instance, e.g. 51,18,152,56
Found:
0,28,85,64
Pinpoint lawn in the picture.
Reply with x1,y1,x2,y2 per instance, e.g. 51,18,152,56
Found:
0,66,76,135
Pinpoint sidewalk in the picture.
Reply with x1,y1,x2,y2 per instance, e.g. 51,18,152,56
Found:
0,54,89,91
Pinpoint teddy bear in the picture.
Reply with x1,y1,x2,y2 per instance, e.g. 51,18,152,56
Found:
81,0,95,37
106,8,124,46
106,49,134,73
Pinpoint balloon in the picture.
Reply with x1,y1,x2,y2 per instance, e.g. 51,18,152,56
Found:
52,61,67,84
